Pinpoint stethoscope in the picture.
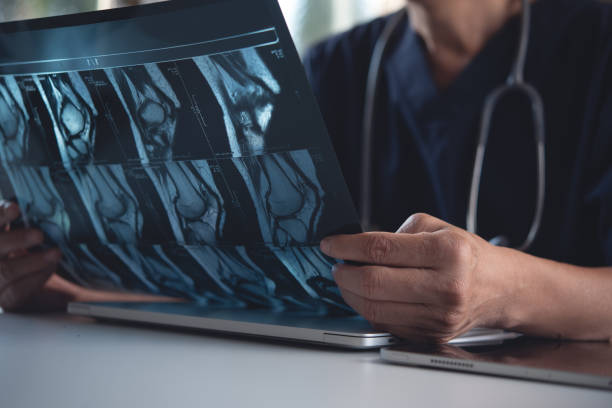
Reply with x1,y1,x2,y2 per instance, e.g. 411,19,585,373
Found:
360,0,545,252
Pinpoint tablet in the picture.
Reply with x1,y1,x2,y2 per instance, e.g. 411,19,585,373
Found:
381,337,612,391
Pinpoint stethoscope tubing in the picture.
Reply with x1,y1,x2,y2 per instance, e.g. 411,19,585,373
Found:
467,81,546,252
361,0,546,251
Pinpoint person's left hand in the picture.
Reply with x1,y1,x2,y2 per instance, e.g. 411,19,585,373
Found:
320,213,517,343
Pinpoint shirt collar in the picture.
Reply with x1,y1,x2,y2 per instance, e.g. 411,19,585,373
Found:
384,13,520,120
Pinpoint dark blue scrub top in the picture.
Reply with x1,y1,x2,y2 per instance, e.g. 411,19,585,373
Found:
304,0,612,267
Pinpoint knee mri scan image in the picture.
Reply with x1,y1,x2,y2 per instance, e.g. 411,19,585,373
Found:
0,28,358,313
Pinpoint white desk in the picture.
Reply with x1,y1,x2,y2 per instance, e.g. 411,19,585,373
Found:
0,314,610,408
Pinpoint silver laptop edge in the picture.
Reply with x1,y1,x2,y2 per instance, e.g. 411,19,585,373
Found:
68,302,397,349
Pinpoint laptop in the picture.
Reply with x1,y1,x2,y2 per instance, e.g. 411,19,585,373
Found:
0,0,511,349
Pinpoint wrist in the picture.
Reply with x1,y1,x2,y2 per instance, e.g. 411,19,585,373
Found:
487,248,570,337
476,244,531,331
472,238,612,341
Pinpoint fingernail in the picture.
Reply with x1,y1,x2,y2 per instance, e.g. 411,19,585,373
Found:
44,249,62,263
331,264,339,278
320,238,331,253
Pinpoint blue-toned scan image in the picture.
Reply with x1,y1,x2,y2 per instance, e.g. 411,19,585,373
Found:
0,17,358,313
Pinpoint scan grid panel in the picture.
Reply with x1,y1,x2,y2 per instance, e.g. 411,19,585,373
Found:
0,23,357,312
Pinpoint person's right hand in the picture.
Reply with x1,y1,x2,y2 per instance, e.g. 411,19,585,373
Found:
0,201,62,311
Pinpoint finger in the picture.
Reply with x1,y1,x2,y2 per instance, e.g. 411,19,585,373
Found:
333,263,439,303
0,267,53,311
14,272,73,312
373,323,458,344
0,249,62,290
0,229,44,258
321,231,445,268
396,213,449,234
434,344,480,359
339,287,434,327
339,287,472,339
0,201,20,227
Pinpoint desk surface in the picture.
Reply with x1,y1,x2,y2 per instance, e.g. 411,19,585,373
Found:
1,313,610,408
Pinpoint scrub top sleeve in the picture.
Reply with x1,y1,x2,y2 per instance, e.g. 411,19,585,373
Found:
302,48,319,96
302,41,354,150
589,72,612,266
302,49,317,94
595,167,612,265
592,21,612,266
303,45,328,109
302,42,346,130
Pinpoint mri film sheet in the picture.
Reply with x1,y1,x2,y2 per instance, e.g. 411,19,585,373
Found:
0,28,359,312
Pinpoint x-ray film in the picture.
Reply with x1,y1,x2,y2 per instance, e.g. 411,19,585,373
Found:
0,0,360,313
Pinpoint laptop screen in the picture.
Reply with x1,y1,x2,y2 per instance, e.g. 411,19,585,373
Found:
0,0,360,312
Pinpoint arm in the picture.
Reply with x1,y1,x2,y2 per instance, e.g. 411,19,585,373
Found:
493,246,612,341
320,213,612,343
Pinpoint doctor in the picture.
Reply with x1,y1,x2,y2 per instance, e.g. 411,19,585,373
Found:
309,0,612,342
1,0,610,344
